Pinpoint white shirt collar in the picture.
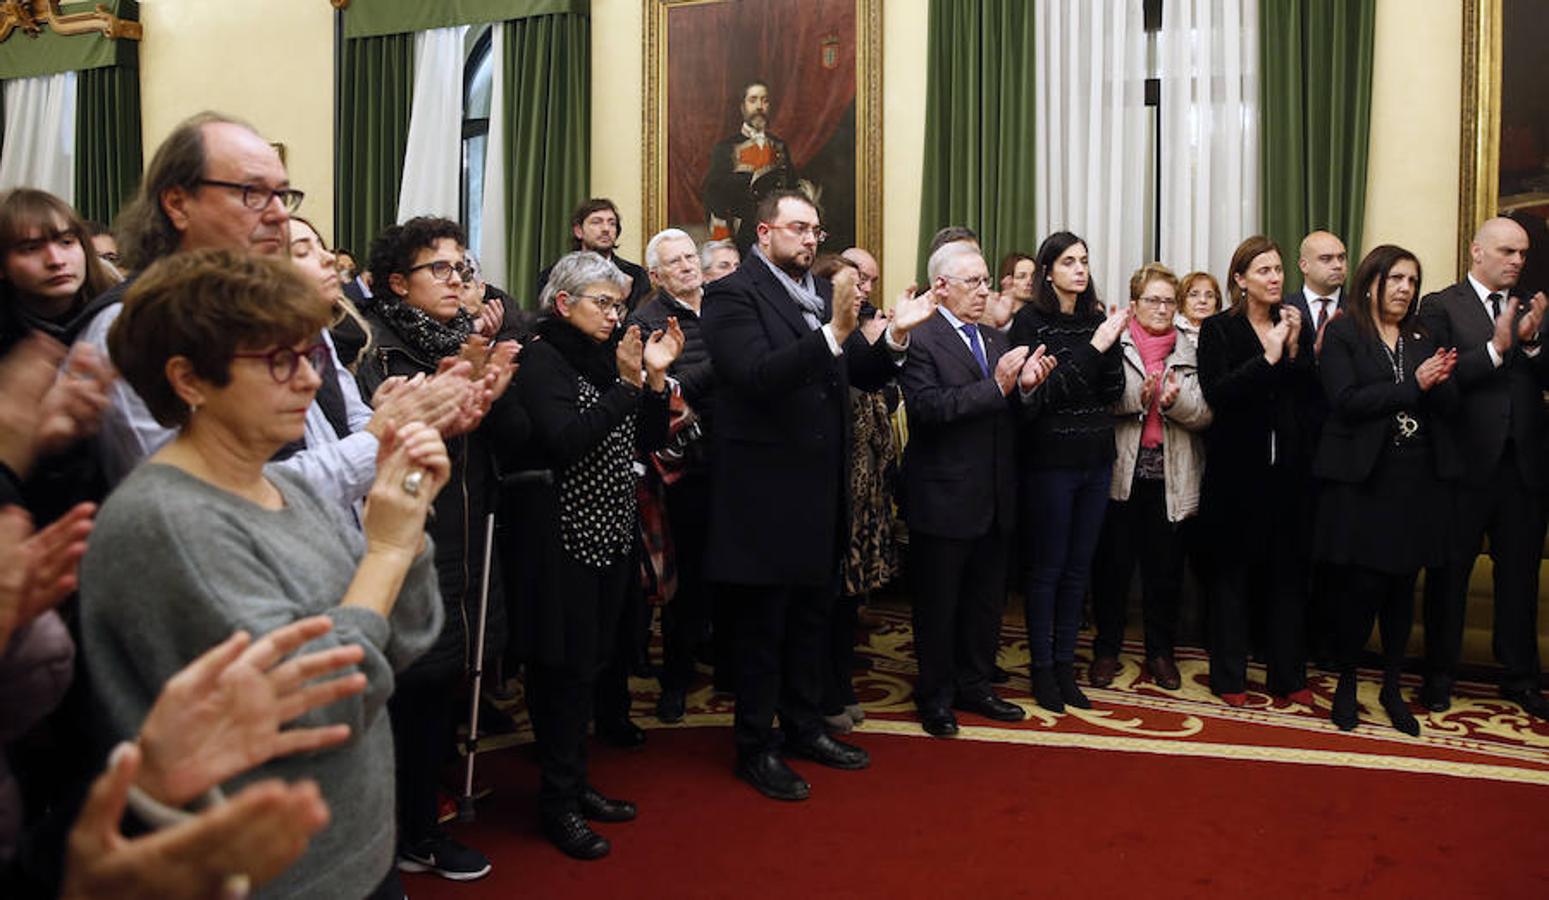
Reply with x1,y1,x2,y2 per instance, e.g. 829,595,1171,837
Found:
741,121,767,145
1467,272,1503,306
1302,285,1337,306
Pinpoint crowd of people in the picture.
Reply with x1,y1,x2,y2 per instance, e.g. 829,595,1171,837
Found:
2,108,1548,897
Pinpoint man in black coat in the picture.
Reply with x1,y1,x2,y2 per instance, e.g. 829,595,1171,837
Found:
1417,216,1549,718
897,241,1055,737
535,199,651,311
700,189,936,800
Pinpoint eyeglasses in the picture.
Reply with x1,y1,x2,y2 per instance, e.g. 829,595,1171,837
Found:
197,179,305,213
943,274,993,289
572,292,628,316
232,342,330,383
1136,295,1178,308
767,222,828,244
408,260,475,284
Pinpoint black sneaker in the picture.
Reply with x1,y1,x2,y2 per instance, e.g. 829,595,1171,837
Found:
397,831,492,881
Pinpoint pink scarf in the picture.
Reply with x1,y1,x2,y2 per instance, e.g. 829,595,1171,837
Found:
1129,318,1176,448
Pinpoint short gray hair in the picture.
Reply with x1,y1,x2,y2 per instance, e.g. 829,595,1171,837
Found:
539,250,630,311
645,228,694,270
927,240,982,281
699,239,738,271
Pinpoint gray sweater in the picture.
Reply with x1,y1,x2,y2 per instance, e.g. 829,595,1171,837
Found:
79,463,443,899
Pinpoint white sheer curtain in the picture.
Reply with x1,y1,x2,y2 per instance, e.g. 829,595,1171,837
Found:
0,72,78,203
478,24,508,288
397,25,469,222
1159,0,1259,299
1034,0,1149,308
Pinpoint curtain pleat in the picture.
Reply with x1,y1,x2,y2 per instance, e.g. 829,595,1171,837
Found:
73,65,142,226
500,13,589,307
1260,0,1375,267
336,32,415,263
916,0,1037,284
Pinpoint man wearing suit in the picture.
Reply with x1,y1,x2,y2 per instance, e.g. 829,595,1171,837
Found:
701,189,936,800
898,241,1055,736
1288,230,1348,330
1417,216,1549,718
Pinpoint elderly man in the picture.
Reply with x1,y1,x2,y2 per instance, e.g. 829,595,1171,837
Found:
1418,216,1549,719
898,241,1054,736
78,111,470,508
700,239,740,282
701,189,936,801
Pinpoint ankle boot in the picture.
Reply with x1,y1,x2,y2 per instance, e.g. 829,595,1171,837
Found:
1054,662,1091,710
1031,665,1065,713
1331,671,1359,731
1380,673,1420,737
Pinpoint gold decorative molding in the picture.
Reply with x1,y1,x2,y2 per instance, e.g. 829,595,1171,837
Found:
0,1,142,43
1458,0,1501,276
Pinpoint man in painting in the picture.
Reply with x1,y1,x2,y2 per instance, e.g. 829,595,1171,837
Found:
702,81,802,255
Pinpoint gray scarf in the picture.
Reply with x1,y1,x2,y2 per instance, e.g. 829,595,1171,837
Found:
753,244,825,330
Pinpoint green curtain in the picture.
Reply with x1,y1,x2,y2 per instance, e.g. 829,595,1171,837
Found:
74,65,142,226
344,0,587,39
335,32,415,265
500,13,589,307
916,0,1037,284
1260,0,1376,271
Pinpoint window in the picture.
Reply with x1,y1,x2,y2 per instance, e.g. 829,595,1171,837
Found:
461,27,493,257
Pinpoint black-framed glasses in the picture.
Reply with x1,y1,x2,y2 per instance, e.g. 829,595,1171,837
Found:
232,342,330,383
767,221,828,244
197,179,305,213
408,260,474,284
572,292,628,316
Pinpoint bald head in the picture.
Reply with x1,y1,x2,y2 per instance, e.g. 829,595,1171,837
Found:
1471,217,1529,292
841,247,879,301
1298,230,1347,296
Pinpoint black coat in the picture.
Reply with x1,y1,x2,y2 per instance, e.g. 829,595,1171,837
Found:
1416,280,1549,488
629,289,715,415
897,312,1018,540
354,309,531,683
700,257,899,587
1313,314,1461,483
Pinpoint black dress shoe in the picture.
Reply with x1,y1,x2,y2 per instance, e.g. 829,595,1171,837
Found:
1331,671,1359,732
655,687,686,723
736,751,810,801
918,706,959,737
785,732,870,770
542,811,610,860
595,718,647,748
579,786,636,822
990,665,1011,685
1420,679,1452,713
1502,688,1549,721
954,692,1025,722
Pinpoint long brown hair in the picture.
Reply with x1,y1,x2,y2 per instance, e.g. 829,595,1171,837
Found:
0,188,118,312
289,214,373,369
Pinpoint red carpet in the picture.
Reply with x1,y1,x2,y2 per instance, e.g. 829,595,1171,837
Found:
409,727,1549,899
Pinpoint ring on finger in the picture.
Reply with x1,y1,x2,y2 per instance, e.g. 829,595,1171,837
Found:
401,470,425,497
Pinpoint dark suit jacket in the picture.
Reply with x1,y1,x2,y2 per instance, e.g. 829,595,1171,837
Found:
1312,314,1461,483
897,313,1018,540
700,258,899,587
1416,280,1549,488
1285,286,1345,330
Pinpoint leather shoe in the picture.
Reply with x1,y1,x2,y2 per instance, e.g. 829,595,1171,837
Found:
655,688,686,724
578,786,636,822
786,733,870,770
542,811,610,860
1420,678,1452,713
1088,655,1120,688
1502,688,1549,721
1147,656,1182,690
953,692,1025,723
918,706,959,737
736,751,810,801
990,665,1011,685
595,718,646,749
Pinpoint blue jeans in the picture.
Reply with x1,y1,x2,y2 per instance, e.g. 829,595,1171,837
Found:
1023,465,1113,667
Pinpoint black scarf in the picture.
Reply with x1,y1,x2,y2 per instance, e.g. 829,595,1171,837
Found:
376,297,475,359
533,315,620,391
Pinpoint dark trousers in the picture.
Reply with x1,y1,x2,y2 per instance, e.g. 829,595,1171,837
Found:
1206,548,1308,695
1023,465,1112,667
822,592,861,715
527,662,595,816
661,472,712,692
388,673,458,846
910,529,1009,709
1334,564,1415,674
1091,478,1183,660
1425,452,1545,692
723,582,832,756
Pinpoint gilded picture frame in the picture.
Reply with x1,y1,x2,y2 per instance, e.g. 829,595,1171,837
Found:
642,0,883,258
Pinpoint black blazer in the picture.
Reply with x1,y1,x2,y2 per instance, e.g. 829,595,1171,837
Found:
700,258,899,587
897,313,1018,540
1312,314,1461,483
1285,286,1345,329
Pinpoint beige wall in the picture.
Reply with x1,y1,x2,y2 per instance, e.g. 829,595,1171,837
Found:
137,0,336,241
1362,0,1463,279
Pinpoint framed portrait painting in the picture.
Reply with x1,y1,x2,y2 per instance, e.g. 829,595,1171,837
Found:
643,0,882,257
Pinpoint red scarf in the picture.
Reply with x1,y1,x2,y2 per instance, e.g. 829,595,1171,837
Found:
1129,319,1176,448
